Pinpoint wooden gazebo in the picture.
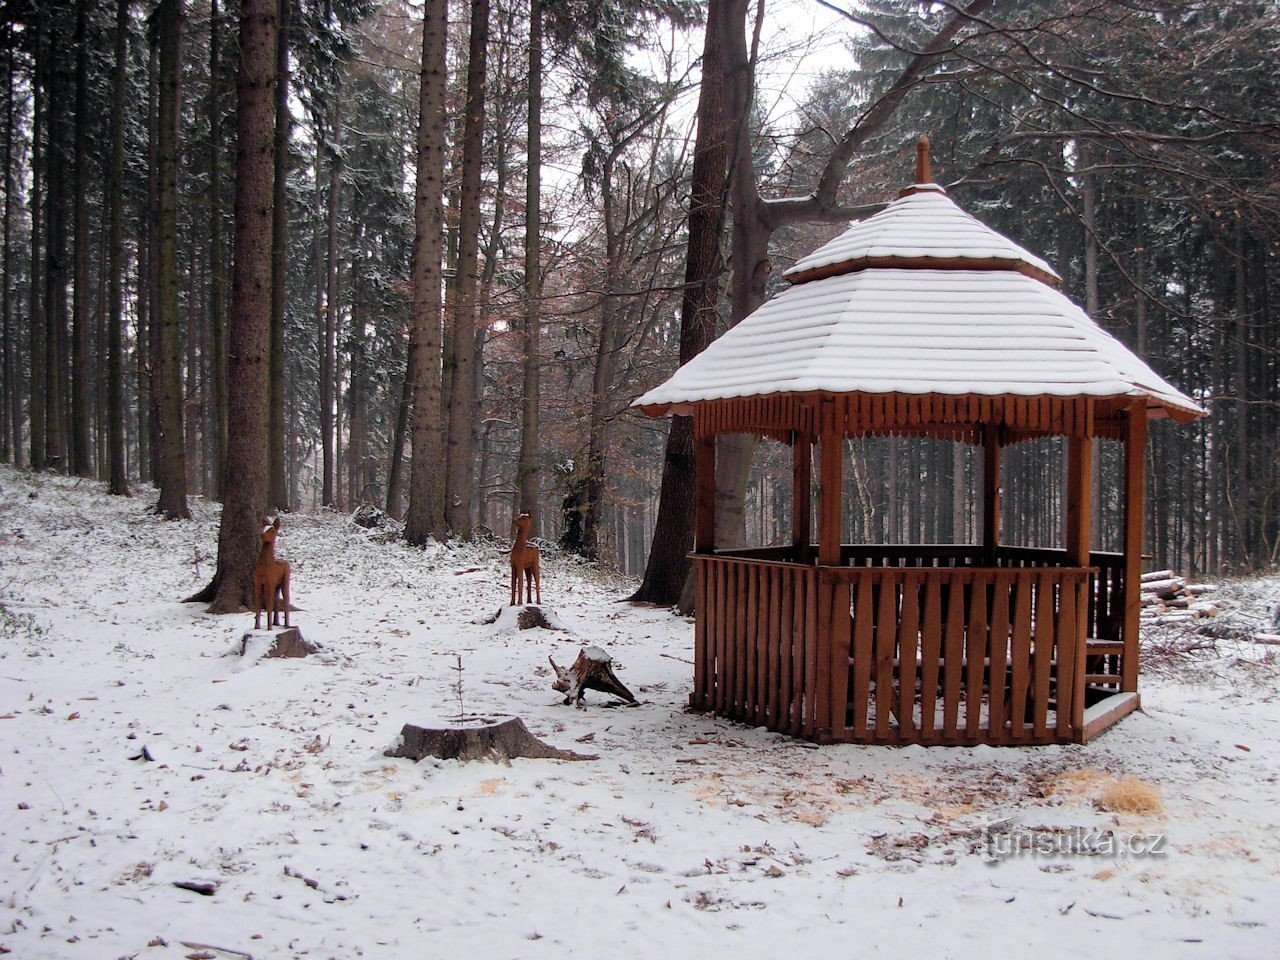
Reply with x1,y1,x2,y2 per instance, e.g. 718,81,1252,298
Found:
635,142,1202,746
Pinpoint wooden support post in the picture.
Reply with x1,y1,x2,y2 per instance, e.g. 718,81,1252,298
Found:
982,423,1001,562
1121,403,1146,692
695,433,716,554
792,431,812,563
818,398,843,566
1065,431,1092,567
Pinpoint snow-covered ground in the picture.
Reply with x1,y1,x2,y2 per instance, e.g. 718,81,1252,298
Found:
1,466,1277,960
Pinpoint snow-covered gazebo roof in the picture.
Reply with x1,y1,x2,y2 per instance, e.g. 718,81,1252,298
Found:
634,143,1202,426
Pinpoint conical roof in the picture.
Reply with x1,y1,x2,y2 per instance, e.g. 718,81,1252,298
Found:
634,144,1202,424
783,185,1059,287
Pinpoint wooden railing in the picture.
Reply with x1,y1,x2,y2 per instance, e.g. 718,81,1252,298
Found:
824,565,1090,745
692,555,824,737
715,543,1127,645
693,552,1094,745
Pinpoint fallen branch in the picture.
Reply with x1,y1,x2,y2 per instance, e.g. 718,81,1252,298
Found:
178,941,253,960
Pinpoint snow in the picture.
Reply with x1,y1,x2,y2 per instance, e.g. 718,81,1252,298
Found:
784,187,1059,282
633,269,1201,418
2,467,1277,959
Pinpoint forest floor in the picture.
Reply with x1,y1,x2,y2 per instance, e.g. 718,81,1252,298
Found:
1,465,1278,960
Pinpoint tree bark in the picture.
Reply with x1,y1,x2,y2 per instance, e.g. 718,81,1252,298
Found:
45,15,70,473
403,0,448,545
70,0,92,477
321,97,341,509
28,9,45,471
201,0,276,611
631,0,731,604
209,0,228,499
268,0,291,511
105,0,131,496
2,32,17,466
153,0,190,518
516,0,542,527
443,0,489,537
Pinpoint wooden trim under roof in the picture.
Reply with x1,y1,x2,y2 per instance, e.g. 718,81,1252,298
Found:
784,254,1062,289
641,391,1200,439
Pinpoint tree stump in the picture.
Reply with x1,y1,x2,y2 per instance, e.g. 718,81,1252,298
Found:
479,604,569,632
385,717,594,762
239,627,317,659
550,646,638,708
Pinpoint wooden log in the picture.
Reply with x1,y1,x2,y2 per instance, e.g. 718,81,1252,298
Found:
549,646,637,708
386,717,594,762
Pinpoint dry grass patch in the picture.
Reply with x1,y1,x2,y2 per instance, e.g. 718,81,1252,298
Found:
1044,768,1163,816
1099,775,1163,815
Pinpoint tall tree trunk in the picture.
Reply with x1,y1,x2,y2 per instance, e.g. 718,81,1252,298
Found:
268,0,291,510
579,157,625,560
45,18,70,473
2,33,17,466
209,0,227,499
443,0,489,537
200,0,277,611
631,0,731,604
153,0,190,518
516,0,542,526
384,337,413,518
28,9,45,471
404,0,448,545
105,0,131,496
1232,219,1250,568
70,0,92,477
321,98,341,508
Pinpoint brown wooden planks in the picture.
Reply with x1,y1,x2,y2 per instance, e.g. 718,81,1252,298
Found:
804,567,819,736
1009,576,1033,739
987,572,1012,736
965,572,989,740
897,572,921,739
1032,572,1056,739
831,580,852,738
766,566,782,730
920,577,943,738
874,574,897,739
1056,573,1079,740
941,575,966,738
693,560,708,709
851,575,874,739
745,562,759,725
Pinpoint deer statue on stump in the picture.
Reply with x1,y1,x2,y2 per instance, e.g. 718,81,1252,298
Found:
253,517,292,630
509,512,541,606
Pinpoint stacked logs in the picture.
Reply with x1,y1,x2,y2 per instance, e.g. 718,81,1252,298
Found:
1140,570,1221,625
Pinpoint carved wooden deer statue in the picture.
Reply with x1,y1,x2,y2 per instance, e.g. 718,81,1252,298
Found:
509,512,541,606
253,517,292,630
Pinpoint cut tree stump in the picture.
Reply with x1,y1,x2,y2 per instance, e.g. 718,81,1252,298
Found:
385,717,595,762
239,627,317,659
550,646,638,708
479,604,567,632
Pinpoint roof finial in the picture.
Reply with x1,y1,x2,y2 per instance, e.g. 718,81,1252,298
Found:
915,136,932,184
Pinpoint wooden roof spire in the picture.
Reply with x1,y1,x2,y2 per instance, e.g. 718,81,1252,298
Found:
915,135,931,184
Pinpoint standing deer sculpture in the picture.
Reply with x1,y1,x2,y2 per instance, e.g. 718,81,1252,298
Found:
509,512,541,606
253,517,292,630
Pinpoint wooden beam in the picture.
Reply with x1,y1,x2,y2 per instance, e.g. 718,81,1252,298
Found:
1081,691,1140,742
818,398,843,566
982,423,1001,561
792,431,812,562
695,434,716,553
1065,432,1092,567
1122,404,1147,692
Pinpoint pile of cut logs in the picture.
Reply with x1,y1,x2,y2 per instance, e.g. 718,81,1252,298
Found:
1140,570,1221,624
